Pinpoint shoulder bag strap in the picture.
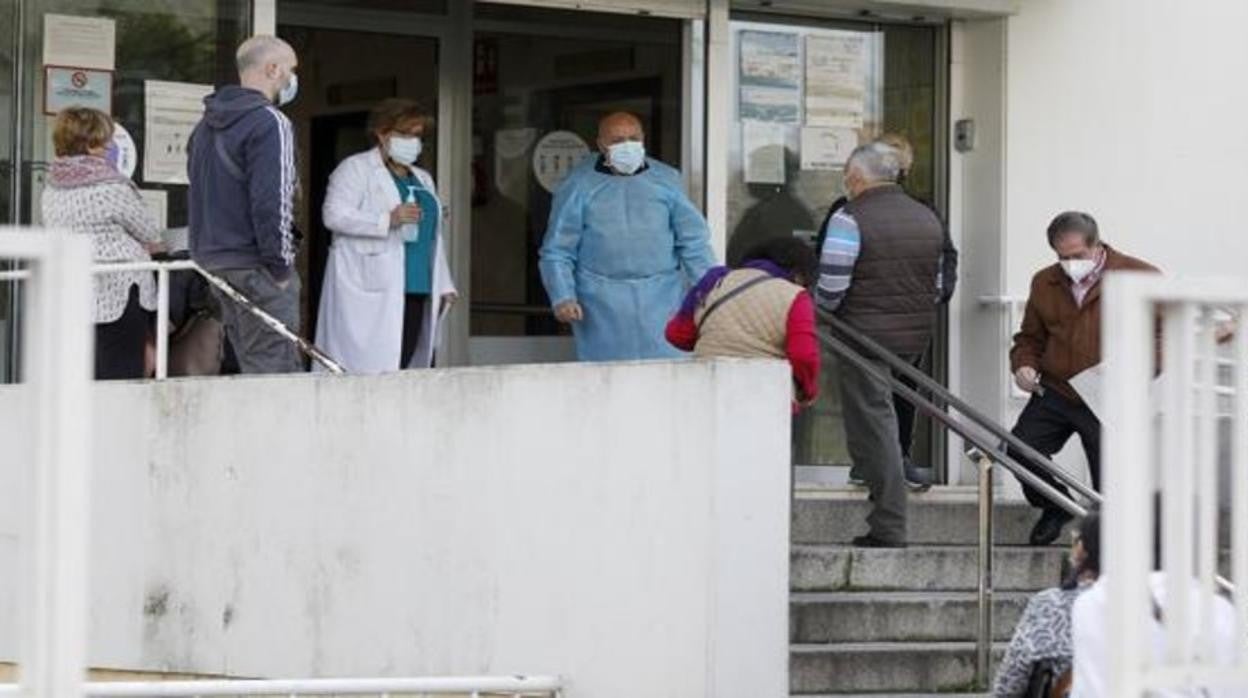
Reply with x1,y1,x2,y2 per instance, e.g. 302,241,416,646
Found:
696,274,780,331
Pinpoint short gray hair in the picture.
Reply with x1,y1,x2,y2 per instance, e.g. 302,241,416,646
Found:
235,35,293,74
845,142,902,184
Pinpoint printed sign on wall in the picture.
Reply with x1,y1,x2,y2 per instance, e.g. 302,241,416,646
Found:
43,66,113,115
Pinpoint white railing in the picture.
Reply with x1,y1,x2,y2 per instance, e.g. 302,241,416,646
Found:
0,228,94,698
1103,273,1248,697
0,676,562,697
0,260,345,377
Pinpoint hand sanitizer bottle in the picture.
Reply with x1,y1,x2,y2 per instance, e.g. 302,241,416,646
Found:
400,184,420,243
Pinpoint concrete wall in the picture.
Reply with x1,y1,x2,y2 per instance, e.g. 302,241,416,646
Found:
1005,0,1248,292
950,1,1248,486
0,359,791,697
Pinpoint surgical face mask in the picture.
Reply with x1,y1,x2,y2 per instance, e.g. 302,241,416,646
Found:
1061,258,1096,283
277,71,298,106
607,140,645,175
387,135,423,165
104,140,121,171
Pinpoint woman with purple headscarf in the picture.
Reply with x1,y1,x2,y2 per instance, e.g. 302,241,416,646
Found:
665,236,821,411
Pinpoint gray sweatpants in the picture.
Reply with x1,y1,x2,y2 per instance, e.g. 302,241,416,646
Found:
838,354,910,543
212,268,304,374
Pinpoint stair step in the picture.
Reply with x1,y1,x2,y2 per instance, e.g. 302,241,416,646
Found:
792,488,1068,547
790,591,1030,643
791,544,1065,592
790,641,1004,694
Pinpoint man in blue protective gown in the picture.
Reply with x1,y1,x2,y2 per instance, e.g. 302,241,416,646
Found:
539,112,716,361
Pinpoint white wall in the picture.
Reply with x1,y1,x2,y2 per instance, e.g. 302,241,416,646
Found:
952,1,1248,488
0,360,791,697
1005,0,1248,289
949,17,1008,485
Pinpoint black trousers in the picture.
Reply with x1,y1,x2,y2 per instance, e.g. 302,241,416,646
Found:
400,293,428,368
1007,389,1102,512
95,285,149,380
891,354,926,459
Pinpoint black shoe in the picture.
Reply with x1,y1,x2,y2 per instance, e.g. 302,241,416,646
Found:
1029,509,1074,546
904,459,933,493
852,534,907,548
847,469,868,488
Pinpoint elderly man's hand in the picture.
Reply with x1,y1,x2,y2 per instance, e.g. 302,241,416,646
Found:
554,300,583,324
1216,320,1237,345
1014,366,1041,394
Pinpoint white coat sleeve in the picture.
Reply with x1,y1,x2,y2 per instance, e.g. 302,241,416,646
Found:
322,159,392,239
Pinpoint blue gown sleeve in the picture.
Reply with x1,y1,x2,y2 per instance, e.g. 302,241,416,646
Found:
539,174,584,307
667,181,716,284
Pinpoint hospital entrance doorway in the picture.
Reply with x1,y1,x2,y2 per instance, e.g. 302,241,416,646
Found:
275,8,440,346
466,4,686,364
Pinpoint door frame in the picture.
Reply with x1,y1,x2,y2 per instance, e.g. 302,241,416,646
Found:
264,0,474,365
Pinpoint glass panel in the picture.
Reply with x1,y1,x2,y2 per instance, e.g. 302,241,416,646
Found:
724,18,940,467
22,0,251,227
0,0,15,381
469,4,684,348
276,21,439,338
3,0,251,382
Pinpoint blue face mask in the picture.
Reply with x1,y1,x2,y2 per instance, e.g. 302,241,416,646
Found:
607,140,645,175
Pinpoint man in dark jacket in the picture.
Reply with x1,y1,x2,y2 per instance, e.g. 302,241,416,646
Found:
1009,211,1159,545
188,35,302,373
816,142,944,547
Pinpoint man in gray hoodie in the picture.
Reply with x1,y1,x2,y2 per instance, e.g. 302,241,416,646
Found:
188,35,302,373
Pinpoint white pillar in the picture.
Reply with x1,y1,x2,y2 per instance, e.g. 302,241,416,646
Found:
703,0,730,263
12,229,93,698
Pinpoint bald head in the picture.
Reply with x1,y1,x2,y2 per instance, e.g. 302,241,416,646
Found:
236,36,298,102
597,112,644,150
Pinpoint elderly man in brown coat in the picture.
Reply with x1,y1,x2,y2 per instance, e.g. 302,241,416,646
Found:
1008,211,1159,545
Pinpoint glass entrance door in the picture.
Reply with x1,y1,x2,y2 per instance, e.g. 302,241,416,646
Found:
2,0,250,382
467,3,686,364
724,16,946,474
274,6,441,340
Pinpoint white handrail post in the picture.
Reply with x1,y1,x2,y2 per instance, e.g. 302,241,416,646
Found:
1103,271,1155,698
13,229,93,698
155,267,170,380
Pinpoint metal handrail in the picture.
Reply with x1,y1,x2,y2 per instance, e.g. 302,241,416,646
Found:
821,309,1102,504
815,311,1092,692
0,260,346,376
817,309,1239,689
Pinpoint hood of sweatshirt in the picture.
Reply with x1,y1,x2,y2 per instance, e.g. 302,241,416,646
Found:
201,85,275,131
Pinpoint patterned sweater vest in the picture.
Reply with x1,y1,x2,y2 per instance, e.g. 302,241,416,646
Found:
694,269,802,360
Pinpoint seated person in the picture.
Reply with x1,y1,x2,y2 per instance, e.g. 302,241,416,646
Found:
1071,517,1237,697
666,236,819,411
994,510,1100,697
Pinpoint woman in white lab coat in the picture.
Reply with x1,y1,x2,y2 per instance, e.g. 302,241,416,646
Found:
315,98,456,373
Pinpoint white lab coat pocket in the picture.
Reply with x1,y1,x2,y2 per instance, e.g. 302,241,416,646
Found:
357,251,390,293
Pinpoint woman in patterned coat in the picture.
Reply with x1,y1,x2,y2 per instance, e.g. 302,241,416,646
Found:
993,511,1101,696
42,107,165,379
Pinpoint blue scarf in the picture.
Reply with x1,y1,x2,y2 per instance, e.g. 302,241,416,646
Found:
680,258,791,317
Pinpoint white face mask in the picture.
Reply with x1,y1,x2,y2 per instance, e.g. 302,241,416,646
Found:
1061,258,1096,283
607,140,645,175
387,136,423,165
277,71,298,106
